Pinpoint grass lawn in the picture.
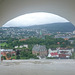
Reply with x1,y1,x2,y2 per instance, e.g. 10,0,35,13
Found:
0,42,8,46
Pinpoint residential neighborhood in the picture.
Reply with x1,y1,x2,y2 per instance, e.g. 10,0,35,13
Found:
0,27,75,60
1,49,16,60
1,44,74,60
48,48,74,59
0,27,75,39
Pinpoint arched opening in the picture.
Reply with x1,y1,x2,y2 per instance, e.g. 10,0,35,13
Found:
0,0,75,75
0,12,75,60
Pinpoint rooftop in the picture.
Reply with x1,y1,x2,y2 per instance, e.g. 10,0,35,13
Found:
32,45,47,51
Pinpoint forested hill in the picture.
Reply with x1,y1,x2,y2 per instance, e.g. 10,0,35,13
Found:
27,22,75,32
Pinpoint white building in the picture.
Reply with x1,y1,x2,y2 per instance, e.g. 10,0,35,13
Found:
15,46,18,48
19,45,23,48
73,30,75,34
48,48,74,58
48,49,59,58
23,45,28,48
15,45,28,48
1,49,13,52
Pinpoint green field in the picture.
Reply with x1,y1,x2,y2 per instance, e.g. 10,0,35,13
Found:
0,43,8,46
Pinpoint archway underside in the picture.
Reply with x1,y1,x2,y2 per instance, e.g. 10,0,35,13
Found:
0,0,75,26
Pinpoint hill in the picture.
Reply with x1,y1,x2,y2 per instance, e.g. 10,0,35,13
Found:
27,22,75,32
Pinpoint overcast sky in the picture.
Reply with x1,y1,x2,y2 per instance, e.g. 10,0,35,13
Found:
3,12,69,27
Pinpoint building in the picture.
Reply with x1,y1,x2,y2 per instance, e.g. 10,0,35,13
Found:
1,49,16,56
15,45,28,48
1,49,16,60
19,38,29,41
73,30,75,34
58,48,73,59
48,48,74,59
15,46,18,48
32,45,47,58
23,45,28,48
19,45,24,48
48,49,59,58
69,40,74,44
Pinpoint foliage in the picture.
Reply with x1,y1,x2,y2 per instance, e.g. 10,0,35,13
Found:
16,55,20,59
6,53,11,58
71,52,75,59
11,56,16,59
0,36,74,59
20,49,38,59
46,57,56,59
1,56,6,60
0,36,72,49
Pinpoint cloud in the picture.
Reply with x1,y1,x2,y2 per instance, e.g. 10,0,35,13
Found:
3,12,69,27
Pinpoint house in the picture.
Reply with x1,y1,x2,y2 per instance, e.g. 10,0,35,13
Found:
48,48,74,59
73,30,75,34
23,45,28,48
1,49,16,60
57,48,73,59
15,45,28,48
48,48,59,58
1,49,13,52
19,38,29,41
1,49,16,56
58,49,71,59
32,44,47,58
19,45,23,48
15,46,18,48
69,40,74,44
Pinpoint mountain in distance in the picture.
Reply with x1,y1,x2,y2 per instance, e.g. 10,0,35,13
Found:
4,22,75,32
25,22,75,32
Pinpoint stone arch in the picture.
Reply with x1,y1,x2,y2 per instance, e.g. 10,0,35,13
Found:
0,0,75,26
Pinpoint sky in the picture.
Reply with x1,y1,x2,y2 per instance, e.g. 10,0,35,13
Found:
3,12,69,27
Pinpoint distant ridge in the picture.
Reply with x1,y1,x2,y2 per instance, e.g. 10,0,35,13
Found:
2,22,75,32
25,22,75,32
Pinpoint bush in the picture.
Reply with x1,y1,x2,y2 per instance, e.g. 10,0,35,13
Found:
46,57,56,59
1,56,6,60
6,53,11,58
11,56,16,59
16,55,20,59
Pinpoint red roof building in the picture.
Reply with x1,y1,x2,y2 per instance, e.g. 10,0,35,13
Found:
48,49,59,58
19,38,29,41
50,52,58,56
